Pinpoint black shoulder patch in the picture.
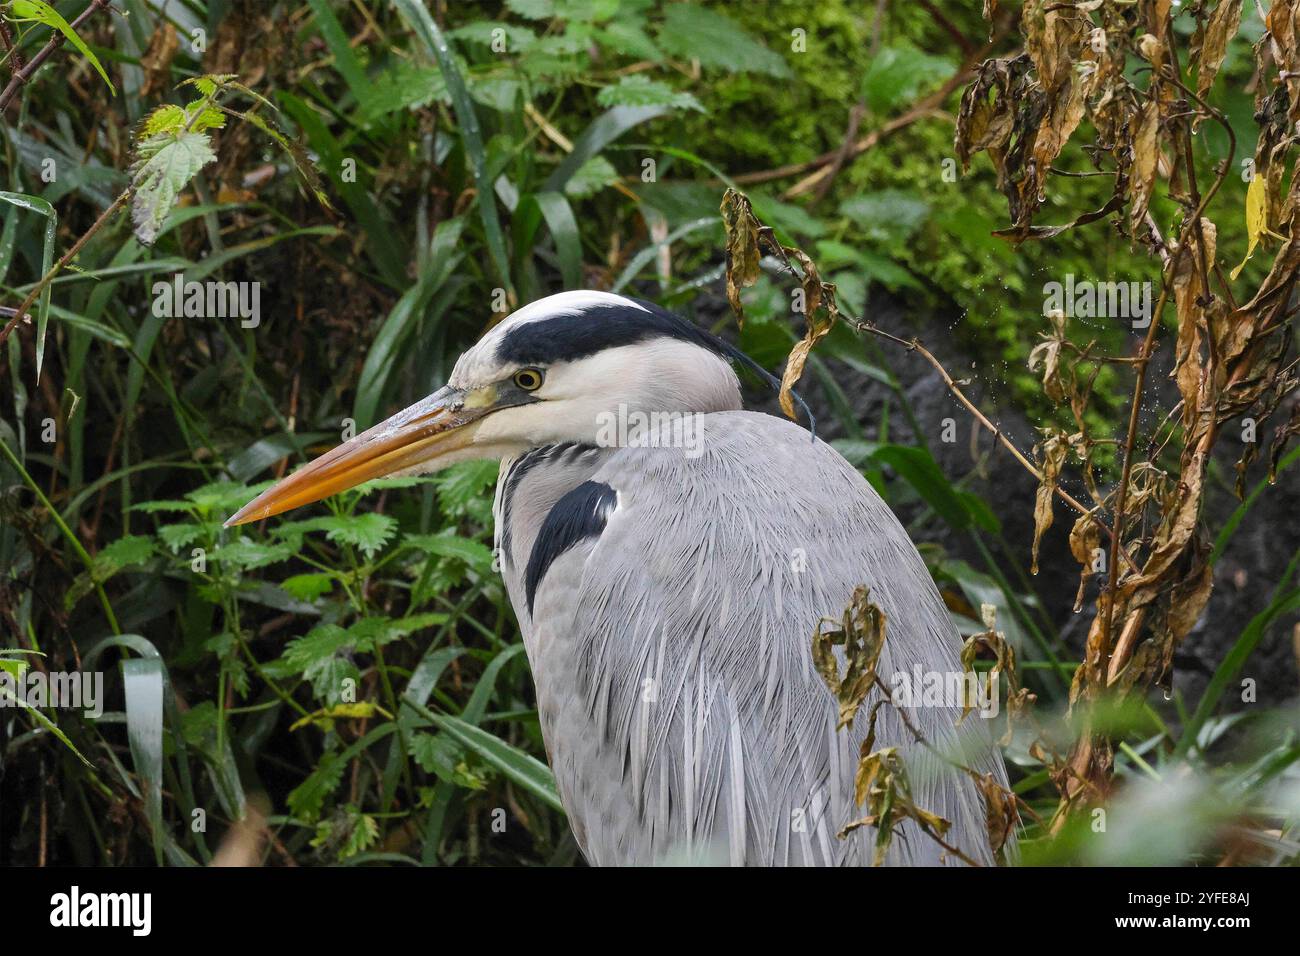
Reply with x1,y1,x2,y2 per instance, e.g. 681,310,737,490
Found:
495,296,816,437
499,442,595,560
524,480,617,614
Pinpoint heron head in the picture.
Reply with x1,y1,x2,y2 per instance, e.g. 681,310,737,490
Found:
226,290,781,526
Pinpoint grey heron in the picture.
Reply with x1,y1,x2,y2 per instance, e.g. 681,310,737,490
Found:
226,290,1012,865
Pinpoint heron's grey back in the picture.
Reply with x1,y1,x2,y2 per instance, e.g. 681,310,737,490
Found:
496,411,1010,866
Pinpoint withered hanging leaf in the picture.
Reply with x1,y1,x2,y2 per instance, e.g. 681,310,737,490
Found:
975,772,1020,859
1171,218,1217,425
719,188,763,322
1022,0,1085,93
811,585,888,731
839,745,954,865
1068,509,1102,612
1193,0,1245,99
959,604,1034,743
1028,308,1068,401
955,58,1022,171
778,268,837,420
243,108,334,211
1128,99,1161,237
1030,431,1068,575
992,189,1125,242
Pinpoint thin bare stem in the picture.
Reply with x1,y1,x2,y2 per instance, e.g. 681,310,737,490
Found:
0,0,113,114
0,187,131,350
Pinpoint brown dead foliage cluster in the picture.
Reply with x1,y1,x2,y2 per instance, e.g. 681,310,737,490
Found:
955,0,1299,822
721,2,1300,854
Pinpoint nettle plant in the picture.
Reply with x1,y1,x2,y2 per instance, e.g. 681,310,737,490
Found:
129,463,518,861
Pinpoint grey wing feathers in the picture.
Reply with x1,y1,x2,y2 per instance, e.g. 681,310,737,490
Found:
501,412,1010,866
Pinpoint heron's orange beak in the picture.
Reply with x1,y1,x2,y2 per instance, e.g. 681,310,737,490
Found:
224,384,492,527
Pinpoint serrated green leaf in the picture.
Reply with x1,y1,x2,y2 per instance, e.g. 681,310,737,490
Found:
402,532,495,572
409,732,487,790
316,513,397,559
656,5,789,77
563,155,618,198
129,131,217,246
596,74,703,112
156,523,205,553
288,751,346,822
142,104,186,136
212,539,295,570
281,572,335,602
432,460,500,520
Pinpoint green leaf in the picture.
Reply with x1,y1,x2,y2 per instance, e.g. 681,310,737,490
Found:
142,104,187,136
432,460,500,520
402,532,495,573
656,4,790,77
838,190,931,245
280,624,361,702
281,573,335,602
10,0,115,93
315,513,398,559
212,539,296,570
869,445,999,533
450,21,537,50
409,732,487,789
129,131,217,246
415,709,564,812
188,481,270,515
122,657,165,863
65,535,154,610
288,751,347,823
595,21,663,61
348,613,447,652
0,657,29,679
563,155,617,199
0,191,56,381
339,810,380,860
156,523,205,553
860,43,953,114
532,191,583,288
506,0,556,18
363,57,450,119
596,74,704,112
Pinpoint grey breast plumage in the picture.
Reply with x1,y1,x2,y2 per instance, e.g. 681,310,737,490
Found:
493,411,1009,866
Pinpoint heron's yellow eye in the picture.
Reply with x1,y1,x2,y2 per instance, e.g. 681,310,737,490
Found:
513,368,544,392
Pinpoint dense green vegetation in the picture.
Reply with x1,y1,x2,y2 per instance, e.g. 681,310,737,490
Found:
0,1,1296,866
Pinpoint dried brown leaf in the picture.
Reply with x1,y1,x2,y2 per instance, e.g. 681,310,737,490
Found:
1030,431,1068,575
1193,1,1245,99
719,188,763,322
812,586,888,731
